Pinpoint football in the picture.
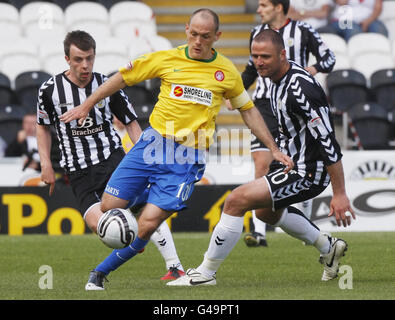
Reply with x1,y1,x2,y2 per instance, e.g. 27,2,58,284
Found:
97,208,138,249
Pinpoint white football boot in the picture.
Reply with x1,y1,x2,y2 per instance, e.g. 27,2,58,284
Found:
319,236,348,281
166,268,216,286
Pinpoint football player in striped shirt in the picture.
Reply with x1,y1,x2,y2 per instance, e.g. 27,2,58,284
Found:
242,0,336,247
60,9,293,290
168,29,355,286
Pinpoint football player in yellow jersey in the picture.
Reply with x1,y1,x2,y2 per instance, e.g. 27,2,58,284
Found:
60,8,293,290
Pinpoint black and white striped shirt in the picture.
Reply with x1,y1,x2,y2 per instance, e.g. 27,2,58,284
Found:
270,61,342,187
37,72,138,173
242,19,336,100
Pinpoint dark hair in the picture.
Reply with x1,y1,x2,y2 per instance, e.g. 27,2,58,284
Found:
63,30,96,57
269,0,290,15
190,8,220,32
252,29,285,51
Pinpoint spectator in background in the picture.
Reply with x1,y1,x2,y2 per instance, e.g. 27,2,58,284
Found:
3,111,65,186
327,0,388,41
288,0,333,33
5,112,41,172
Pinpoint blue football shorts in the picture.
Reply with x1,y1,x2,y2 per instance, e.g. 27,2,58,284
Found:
105,127,206,212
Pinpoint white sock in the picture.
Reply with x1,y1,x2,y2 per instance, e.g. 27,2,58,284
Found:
150,221,184,271
275,206,321,246
196,213,244,278
297,199,313,220
252,210,266,237
314,232,331,254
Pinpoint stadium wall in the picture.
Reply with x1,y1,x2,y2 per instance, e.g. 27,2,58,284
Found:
0,151,394,235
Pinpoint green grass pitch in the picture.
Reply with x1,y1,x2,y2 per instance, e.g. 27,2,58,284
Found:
1,232,394,300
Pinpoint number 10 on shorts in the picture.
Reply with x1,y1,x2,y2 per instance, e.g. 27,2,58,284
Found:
176,182,193,202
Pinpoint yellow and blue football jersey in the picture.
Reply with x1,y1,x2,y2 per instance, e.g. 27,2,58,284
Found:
119,45,254,149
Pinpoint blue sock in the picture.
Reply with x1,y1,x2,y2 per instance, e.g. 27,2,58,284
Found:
95,237,149,275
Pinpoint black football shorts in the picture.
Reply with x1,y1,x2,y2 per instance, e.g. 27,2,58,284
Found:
264,164,327,211
67,148,125,217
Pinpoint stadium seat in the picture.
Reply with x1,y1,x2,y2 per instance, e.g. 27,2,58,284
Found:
379,0,395,22
64,1,109,19
123,83,156,130
308,51,350,94
67,20,111,41
109,1,155,24
370,68,395,112
14,71,52,111
39,40,69,76
0,72,15,106
384,19,395,41
128,38,154,60
123,84,156,114
110,1,157,40
65,1,111,41
52,0,80,10
96,37,129,56
326,69,369,112
1,57,42,85
0,38,41,82
20,1,66,44
123,82,157,106
97,0,126,10
64,1,109,23
347,33,392,60
308,51,350,71
351,52,394,81
313,73,328,94
332,53,351,71
333,53,351,71
94,38,129,75
8,0,37,10
0,104,26,145
0,3,22,40
348,102,392,150
320,33,348,56
146,35,173,52
145,77,161,99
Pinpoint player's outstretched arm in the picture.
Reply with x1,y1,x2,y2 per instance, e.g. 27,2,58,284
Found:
239,106,294,173
59,72,126,126
326,160,356,227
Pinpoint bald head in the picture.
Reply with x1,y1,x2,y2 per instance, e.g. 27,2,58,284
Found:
189,8,219,33
186,8,221,60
